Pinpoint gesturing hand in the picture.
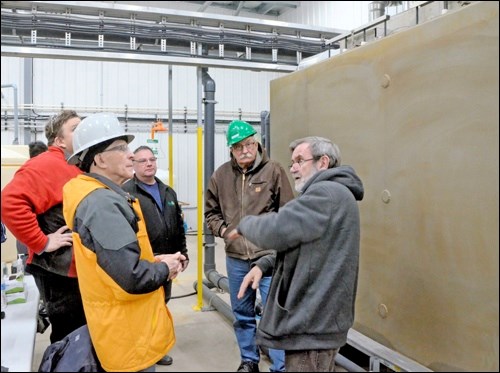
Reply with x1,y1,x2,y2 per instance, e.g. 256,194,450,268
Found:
237,266,263,299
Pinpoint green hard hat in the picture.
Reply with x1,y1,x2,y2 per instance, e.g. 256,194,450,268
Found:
227,120,257,146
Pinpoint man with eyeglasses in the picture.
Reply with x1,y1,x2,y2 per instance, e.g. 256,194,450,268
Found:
1,110,87,344
205,120,294,373
123,145,188,367
63,113,184,372
229,136,364,372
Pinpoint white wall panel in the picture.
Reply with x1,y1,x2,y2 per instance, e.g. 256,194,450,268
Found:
172,66,198,111
1,57,24,105
280,1,370,31
33,59,99,108
7,59,279,119
209,68,286,119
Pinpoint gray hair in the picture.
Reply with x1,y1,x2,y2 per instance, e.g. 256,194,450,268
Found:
289,136,342,168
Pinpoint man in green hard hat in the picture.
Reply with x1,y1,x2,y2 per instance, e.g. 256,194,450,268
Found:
205,120,294,372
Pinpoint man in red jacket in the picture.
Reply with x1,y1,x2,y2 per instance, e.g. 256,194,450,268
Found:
1,110,86,343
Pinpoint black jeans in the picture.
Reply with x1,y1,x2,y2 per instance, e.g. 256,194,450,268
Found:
27,265,86,343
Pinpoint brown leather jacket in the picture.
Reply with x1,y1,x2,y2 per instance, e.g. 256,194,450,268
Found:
205,144,294,260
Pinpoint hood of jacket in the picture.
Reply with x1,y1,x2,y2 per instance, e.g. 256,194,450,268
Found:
302,165,364,201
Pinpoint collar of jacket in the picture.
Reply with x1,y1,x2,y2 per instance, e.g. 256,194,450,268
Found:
87,172,136,203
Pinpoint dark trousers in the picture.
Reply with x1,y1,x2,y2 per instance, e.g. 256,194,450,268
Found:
163,280,172,303
285,349,339,372
27,265,86,343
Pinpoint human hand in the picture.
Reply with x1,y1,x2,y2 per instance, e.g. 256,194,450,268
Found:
44,225,73,253
226,229,240,241
220,227,227,237
156,252,186,280
180,258,189,272
237,266,263,299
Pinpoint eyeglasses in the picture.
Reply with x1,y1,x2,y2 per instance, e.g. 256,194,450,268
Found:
133,157,158,164
289,158,315,169
232,141,256,152
101,144,129,153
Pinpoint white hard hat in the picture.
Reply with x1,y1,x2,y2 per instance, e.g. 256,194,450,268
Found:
68,113,134,165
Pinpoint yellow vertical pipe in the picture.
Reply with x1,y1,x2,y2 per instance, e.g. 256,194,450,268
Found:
194,126,203,311
168,133,173,188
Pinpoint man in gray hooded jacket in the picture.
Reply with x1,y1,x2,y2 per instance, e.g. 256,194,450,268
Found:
229,136,364,372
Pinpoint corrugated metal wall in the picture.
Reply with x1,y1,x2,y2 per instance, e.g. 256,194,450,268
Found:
1,57,283,116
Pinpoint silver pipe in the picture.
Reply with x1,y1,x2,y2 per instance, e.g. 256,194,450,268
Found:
196,281,234,321
198,53,235,322
202,65,217,276
260,110,270,157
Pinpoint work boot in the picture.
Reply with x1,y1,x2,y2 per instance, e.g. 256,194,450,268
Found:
237,361,259,372
156,354,173,365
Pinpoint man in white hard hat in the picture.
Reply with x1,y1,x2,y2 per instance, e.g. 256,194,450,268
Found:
63,112,185,372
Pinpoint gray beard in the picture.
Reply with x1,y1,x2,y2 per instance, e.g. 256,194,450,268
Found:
294,181,305,193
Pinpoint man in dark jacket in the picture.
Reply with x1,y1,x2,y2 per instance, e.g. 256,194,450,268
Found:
122,145,188,367
230,136,364,372
205,120,295,372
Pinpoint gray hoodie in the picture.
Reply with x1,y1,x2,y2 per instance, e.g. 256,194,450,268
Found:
238,165,364,351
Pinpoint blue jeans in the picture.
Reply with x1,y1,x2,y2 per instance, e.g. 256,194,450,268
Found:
226,256,285,372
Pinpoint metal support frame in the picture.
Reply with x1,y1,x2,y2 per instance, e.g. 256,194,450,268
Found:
1,1,345,72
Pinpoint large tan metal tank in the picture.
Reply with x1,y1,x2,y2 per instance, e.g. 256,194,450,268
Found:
270,2,498,371
1,145,29,263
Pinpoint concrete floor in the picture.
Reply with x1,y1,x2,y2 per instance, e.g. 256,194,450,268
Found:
32,235,272,372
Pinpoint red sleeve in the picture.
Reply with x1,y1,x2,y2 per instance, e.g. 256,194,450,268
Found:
1,147,81,254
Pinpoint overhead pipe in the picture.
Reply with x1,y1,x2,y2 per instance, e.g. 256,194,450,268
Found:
1,84,20,144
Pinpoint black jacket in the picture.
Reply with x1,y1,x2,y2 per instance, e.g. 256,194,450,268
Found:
39,324,102,372
122,176,187,259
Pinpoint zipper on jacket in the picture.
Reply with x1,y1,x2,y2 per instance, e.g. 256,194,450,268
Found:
241,172,252,258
